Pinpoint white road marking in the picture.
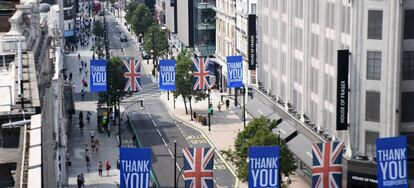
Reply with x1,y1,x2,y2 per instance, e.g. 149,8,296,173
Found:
152,120,157,127
156,129,162,136
147,112,152,118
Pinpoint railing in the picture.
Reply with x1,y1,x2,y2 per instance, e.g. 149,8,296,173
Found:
126,115,159,188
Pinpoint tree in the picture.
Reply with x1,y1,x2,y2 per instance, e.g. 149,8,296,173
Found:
93,20,105,59
174,49,207,115
98,56,126,106
125,2,139,24
222,117,297,182
93,20,105,39
143,25,168,64
130,4,154,35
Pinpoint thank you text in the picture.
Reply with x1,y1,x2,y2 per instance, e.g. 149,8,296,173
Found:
120,148,152,188
249,146,280,188
376,136,408,188
227,56,243,88
159,60,176,91
90,59,107,92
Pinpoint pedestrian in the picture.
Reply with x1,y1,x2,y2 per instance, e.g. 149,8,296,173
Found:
86,111,91,123
97,161,103,177
91,138,96,152
77,175,82,188
79,120,84,130
225,99,230,110
217,102,222,112
89,129,95,142
79,111,83,122
69,72,73,81
79,173,85,187
105,160,111,176
79,63,82,73
94,139,100,152
107,122,111,137
85,155,91,171
81,89,85,100
78,53,81,61
85,144,89,156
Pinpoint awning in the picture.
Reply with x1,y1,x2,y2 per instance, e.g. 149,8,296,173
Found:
245,98,273,118
286,133,313,167
273,121,297,140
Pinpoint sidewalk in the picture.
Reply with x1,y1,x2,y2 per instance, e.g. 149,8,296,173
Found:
65,7,120,187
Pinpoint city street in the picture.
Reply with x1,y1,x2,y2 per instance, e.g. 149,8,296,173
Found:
106,12,237,187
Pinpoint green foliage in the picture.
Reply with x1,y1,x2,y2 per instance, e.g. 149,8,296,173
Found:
93,20,105,39
130,4,154,35
93,20,105,59
222,117,298,182
98,56,126,106
125,2,139,24
143,25,168,61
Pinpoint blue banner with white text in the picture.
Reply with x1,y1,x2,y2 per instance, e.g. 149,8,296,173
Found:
376,136,408,188
248,146,280,188
159,60,176,91
226,56,243,88
120,148,152,188
90,59,107,92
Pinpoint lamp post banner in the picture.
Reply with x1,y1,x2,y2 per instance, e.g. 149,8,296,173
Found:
159,59,176,91
226,55,243,88
120,147,152,188
248,146,280,188
90,59,107,92
376,136,408,188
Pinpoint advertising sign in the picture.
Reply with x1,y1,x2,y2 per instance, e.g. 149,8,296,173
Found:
248,14,257,70
248,146,280,188
120,148,152,188
376,136,408,188
226,56,243,88
336,50,349,130
90,59,107,92
159,60,176,91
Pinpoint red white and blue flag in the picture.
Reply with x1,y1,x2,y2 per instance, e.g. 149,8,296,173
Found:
192,56,211,90
312,141,344,188
123,58,142,92
182,147,215,188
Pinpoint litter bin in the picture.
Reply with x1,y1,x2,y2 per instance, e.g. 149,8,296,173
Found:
202,117,207,126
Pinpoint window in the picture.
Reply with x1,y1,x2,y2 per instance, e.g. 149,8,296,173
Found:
311,33,319,58
311,0,319,24
404,10,414,39
325,2,335,29
403,51,414,80
365,131,379,158
401,92,414,122
367,10,383,39
366,51,381,80
250,3,256,14
365,91,380,122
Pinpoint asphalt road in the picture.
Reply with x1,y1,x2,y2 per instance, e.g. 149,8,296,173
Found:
105,13,236,187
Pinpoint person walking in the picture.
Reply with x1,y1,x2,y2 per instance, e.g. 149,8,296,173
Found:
225,99,230,110
105,160,111,176
217,102,222,112
97,161,103,177
85,144,89,156
79,120,84,130
91,138,96,152
81,89,85,100
89,129,95,142
77,175,82,188
79,111,83,122
69,72,73,81
85,155,91,171
94,139,100,152
79,63,83,73
79,173,85,187
86,111,91,123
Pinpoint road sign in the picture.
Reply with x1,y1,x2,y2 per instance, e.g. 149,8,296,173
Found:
248,146,280,188
120,148,152,188
377,136,408,188
159,59,176,91
90,59,107,92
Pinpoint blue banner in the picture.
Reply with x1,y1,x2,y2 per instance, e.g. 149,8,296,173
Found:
90,59,107,92
376,136,408,188
249,146,280,188
120,148,152,188
159,60,176,91
226,56,243,88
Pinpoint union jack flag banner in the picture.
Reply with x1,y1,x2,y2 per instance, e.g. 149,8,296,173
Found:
182,147,215,188
192,56,211,90
312,141,344,188
123,58,142,92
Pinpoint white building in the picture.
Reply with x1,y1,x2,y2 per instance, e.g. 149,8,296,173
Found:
215,0,236,92
253,0,414,186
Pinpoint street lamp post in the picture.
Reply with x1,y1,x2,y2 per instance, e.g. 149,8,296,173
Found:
241,85,246,128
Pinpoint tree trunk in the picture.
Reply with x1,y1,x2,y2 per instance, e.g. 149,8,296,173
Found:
183,96,188,114
189,97,193,118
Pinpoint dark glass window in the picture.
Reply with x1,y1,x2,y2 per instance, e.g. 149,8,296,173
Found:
366,51,381,80
403,51,414,80
404,10,414,39
365,91,380,122
367,10,383,40
401,92,414,122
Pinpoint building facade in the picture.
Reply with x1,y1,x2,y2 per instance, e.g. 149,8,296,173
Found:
254,0,414,186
